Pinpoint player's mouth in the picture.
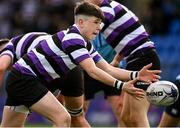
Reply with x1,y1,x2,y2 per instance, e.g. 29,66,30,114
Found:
93,32,98,36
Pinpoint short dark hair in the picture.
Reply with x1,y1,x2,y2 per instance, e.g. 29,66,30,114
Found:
0,38,9,46
74,1,104,21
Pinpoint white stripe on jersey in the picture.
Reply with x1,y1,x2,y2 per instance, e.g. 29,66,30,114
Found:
89,44,94,53
120,4,138,20
0,50,14,58
101,6,115,17
115,25,146,53
62,33,87,46
100,22,105,29
104,13,135,38
91,51,99,58
110,1,119,8
16,33,34,59
18,58,37,76
70,48,89,59
131,41,154,54
32,49,60,79
46,37,62,54
27,35,50,53
47,37,75,70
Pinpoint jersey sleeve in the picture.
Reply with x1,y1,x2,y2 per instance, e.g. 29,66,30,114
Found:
89,44,103,63
62,33,91,64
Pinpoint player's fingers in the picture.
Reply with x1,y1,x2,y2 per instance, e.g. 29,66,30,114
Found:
152,74,161,79
134,96,144,100
131,88,145,96
129,78,138,84
135,91,145,96
143,63,152,70
133,92,145,100
152,78,159,82
150,70,162,75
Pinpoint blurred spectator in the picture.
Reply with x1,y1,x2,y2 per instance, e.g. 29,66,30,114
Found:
0,0,76,38
0,0,179,38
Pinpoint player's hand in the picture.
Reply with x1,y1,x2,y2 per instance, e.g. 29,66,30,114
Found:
122,79,145,100
138,63,161,83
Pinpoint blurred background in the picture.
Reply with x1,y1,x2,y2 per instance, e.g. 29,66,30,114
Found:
0,0,180,127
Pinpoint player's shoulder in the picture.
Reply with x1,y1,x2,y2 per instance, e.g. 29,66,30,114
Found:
62,29,85,43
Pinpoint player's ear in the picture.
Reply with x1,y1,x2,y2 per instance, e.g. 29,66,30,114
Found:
79,18,84,25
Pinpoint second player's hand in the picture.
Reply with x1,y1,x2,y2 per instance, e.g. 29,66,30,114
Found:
138,63,161,83
122,79,145,100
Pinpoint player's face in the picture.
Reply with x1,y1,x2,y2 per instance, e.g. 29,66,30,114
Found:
81,16,101,41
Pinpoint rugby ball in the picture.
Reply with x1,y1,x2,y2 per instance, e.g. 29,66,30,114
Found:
146,80,179,106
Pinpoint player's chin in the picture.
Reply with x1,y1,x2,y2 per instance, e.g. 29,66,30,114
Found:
91,34,98,40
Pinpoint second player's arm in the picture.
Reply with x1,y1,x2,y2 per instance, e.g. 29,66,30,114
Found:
0,55,12,81
79,58,145,98
96,59,161,83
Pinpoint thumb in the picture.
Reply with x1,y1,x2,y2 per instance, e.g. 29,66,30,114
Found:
129,78,138,84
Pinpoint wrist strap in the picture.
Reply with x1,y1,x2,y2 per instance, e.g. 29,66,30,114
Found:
130,71,138,80
113,80,124,92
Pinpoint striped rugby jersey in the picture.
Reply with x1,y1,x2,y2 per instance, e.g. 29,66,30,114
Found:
0,32,50,63
13,24,102,82
100,0,155,58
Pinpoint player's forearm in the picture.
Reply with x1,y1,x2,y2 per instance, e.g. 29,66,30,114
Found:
80,58,124,90
87,66,116,86
86,67,124,92
105,65,138,81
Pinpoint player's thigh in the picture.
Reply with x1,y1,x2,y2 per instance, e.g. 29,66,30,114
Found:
1,106,27,127
61,66,84,97
30,91,69,120
121,92,131,116
125,93,150,114
159,112,180,127
107,94,124,114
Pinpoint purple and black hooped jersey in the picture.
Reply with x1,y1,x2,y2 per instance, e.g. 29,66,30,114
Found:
100,0,155,57
0,32,50,63
13,24,103,83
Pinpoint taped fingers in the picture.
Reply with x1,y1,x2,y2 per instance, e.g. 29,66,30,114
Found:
132,89,145,100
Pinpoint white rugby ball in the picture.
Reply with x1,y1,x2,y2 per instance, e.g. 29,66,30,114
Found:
146,80,179,106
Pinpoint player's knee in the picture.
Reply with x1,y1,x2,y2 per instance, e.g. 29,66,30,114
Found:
52,110,71,126
83,104,88,113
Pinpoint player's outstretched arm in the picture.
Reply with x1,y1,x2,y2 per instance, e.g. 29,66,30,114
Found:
79,58,116,86
0,55,12,81
96,60,161,83
79,58,145,98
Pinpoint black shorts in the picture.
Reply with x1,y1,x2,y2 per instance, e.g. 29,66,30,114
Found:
126,48,161,90
5,68,48,108
165,80,180,117
45,66,84,97
6,66,84,108
84,71,120,100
